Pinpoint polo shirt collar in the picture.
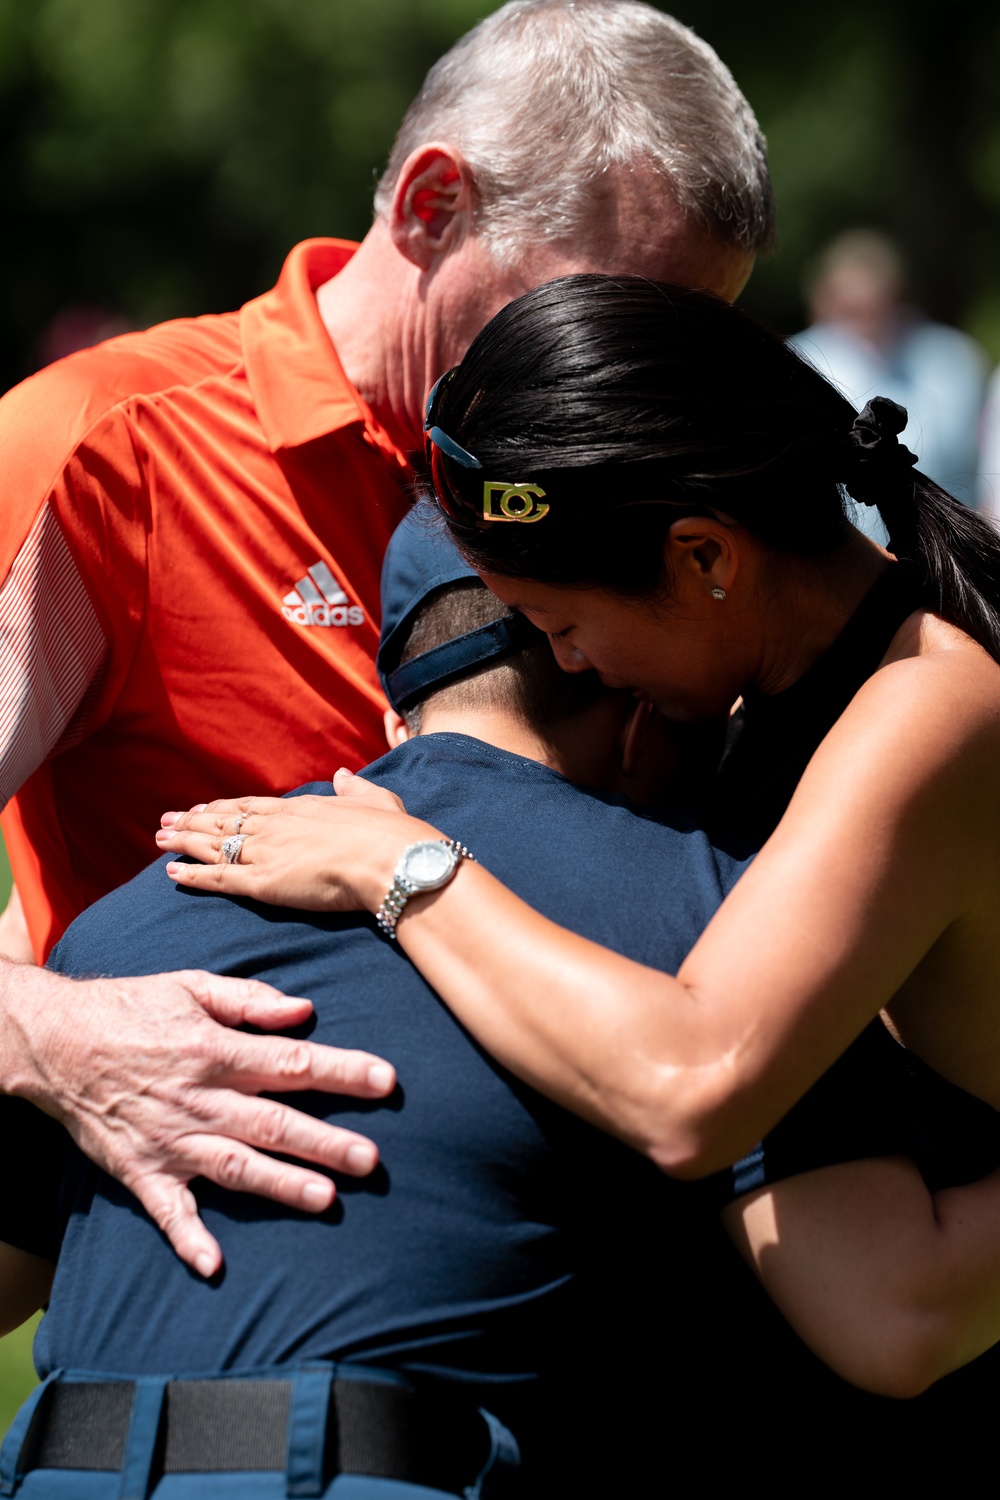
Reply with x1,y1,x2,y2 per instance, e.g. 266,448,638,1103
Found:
241,238,408,466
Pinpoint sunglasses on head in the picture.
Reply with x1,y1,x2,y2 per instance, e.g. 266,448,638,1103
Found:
423,371,550,529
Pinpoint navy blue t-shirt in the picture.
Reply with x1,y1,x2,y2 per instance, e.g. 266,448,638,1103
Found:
30,734,747,1425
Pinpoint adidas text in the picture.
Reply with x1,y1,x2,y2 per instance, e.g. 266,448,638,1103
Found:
282,561,364,628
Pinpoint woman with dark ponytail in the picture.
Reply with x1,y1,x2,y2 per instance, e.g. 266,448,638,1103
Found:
423,274,1000,662
163,277,1000,1451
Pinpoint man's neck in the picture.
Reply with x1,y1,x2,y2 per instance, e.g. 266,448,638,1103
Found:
314,221,423,454
412,694,634,790
414,706,564,773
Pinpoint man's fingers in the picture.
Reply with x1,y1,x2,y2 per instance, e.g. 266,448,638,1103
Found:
183,1098,379,1176
135,1176,224,1278
172,976,397,1094
129,1109,377,1276
211,1028,397,1099
183,1135,340,1213
179,970,315,1031
195,1094,380,1175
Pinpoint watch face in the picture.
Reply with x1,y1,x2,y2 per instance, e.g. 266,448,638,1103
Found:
402,840,457,890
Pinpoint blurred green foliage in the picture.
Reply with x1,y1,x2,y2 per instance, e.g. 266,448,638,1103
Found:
697,0,1000,355
2,0,999,387
0,1315,40,1440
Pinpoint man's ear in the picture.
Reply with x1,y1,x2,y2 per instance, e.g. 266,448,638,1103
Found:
664,514,740,601
611,698,682,810
389,145,474,272
619,698,653,778
383,707,411,748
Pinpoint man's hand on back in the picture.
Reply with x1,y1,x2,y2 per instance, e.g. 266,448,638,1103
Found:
0,962,396,1277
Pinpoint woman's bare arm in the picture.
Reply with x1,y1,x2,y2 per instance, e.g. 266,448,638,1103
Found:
723,1158,1000,1397
160,649,1000,1174
0,1241,53,1337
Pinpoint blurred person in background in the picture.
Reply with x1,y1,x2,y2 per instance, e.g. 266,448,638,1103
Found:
790,230,988,539
979,363,1000,525
0,0,775,1270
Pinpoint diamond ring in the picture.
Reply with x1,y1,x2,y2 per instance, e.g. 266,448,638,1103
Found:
221,834,246,865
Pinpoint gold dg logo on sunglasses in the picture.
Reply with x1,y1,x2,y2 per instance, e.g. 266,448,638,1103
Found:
482,482,550,523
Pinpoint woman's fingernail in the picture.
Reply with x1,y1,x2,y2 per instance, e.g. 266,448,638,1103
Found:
161,812,179,826
165,862,183,877
195,1251,217,1277
302,1180,334,1209
334,767,355,780
368,1063,395,1093
346,1143,377,1173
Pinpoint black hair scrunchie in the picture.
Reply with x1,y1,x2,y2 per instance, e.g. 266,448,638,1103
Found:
840,396,918,510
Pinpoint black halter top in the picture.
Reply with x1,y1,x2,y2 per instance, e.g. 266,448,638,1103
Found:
703,559,1000,1189
704,560,927,855
693,561,1000,1468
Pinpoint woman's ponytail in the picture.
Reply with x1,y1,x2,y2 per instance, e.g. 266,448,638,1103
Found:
838,397,1000,664
885,476,1000,664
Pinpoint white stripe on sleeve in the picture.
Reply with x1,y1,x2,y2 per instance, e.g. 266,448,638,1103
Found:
0,504,107,810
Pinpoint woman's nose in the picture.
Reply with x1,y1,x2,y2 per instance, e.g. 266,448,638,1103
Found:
550,638,593,673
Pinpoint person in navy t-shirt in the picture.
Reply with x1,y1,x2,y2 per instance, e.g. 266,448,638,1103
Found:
0,516,747,1498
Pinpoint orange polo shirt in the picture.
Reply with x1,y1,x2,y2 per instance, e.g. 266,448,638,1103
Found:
0,240,412,959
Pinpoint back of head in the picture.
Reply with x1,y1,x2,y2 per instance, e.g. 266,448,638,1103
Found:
395,573,602,734
376,509,603,736
430,273,1000,663
375,0,775,259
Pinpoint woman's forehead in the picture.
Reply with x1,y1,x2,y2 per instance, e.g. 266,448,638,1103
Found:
477,570,595,614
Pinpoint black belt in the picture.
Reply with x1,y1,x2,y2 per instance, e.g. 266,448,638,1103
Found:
22,1372,491,1494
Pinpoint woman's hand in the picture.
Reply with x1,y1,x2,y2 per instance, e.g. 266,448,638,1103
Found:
155,770,439,912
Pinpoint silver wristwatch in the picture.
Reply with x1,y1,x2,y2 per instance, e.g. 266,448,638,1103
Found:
375,838,475,939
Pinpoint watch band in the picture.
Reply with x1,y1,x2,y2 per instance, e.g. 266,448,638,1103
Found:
375,839,476,940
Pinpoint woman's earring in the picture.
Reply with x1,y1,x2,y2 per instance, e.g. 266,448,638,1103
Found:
711,587,727,601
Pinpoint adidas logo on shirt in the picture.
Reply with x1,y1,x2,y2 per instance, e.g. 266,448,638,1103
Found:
282,562,364,628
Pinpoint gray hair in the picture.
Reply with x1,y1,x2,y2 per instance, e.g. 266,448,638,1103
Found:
374,0,775,258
